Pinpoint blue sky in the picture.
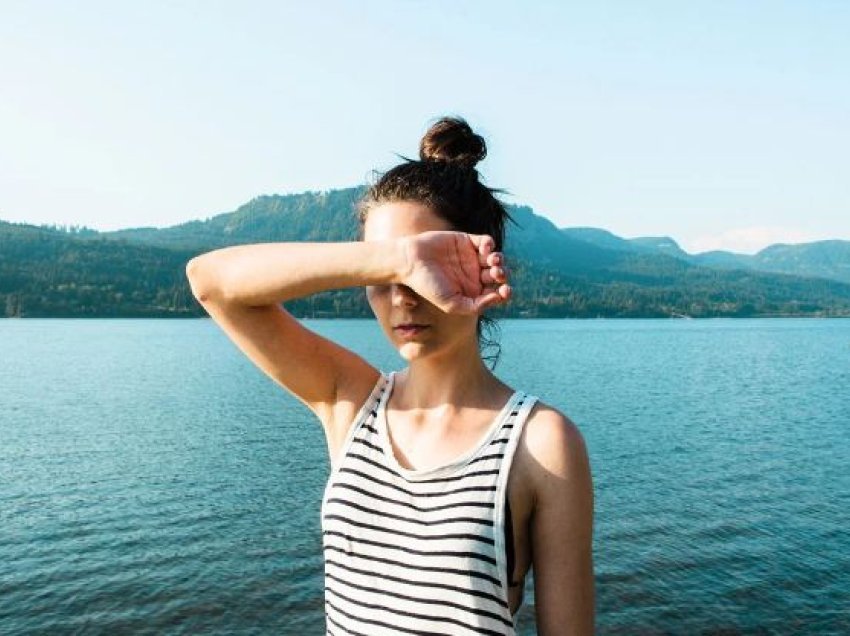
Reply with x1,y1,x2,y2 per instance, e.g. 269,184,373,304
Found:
2,1,848,254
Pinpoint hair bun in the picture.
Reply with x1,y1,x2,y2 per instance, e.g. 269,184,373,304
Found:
419,116,486,169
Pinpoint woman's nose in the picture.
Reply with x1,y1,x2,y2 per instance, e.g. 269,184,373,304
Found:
390,284,418,307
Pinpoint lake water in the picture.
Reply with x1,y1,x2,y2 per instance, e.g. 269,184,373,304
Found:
1,318,848,635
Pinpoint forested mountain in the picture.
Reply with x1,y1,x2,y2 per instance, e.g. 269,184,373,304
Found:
0,221,196,317
561,227,850,284
105,188,366,250
3,187,850,318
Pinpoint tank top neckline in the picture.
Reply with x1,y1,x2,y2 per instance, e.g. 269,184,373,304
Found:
376,370,523,479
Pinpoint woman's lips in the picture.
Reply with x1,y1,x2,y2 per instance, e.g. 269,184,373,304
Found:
394,325,428,338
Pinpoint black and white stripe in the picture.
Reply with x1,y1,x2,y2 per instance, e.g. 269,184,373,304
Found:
320,370,539,635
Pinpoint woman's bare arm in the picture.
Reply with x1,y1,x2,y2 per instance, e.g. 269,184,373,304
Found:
184,235,507,443
185,241,406,419
527,408,595,635
186,241,408,308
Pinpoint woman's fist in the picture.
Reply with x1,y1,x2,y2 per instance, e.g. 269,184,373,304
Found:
399,231,511,314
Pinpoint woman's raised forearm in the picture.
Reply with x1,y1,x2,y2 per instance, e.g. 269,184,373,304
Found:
185,240,409,306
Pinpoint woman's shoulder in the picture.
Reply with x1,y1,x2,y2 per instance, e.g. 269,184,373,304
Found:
516,399,591,500
523,399,581,440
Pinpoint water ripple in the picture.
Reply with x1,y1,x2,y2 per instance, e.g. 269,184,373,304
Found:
2,318,849,635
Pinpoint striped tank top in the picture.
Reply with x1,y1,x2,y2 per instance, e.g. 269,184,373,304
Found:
320,370,539,635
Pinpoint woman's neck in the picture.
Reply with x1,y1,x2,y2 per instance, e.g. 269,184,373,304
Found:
394,350,511,414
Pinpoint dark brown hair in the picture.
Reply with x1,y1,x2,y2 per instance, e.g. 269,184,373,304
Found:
357,116,515,369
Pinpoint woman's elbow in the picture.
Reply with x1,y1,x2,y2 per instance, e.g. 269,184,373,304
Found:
186,255,221,303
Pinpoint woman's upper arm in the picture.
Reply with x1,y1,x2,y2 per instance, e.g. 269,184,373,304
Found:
194,294,378,432
527,408,595,635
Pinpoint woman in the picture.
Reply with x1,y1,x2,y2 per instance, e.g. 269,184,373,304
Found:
185,117,594,635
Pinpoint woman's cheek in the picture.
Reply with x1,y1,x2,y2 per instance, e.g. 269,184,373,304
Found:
365,286,390,320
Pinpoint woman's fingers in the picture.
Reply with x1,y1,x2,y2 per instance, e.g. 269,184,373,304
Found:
494,283,511,302
481,265,508,285
471,233,495,254
471,235,506,272
481,251,502,268
461,234,512,312
471,234,498,264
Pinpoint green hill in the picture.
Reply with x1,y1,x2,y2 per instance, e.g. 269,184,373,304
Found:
562,226,850,284
3,188,850,318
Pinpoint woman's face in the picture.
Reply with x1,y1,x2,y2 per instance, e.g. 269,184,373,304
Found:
362,200,478,362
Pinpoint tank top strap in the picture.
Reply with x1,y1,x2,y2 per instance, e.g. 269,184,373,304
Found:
498,391,538,439
493,391,539,597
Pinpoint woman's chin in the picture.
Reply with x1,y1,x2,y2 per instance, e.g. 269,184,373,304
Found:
397,343,425,357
